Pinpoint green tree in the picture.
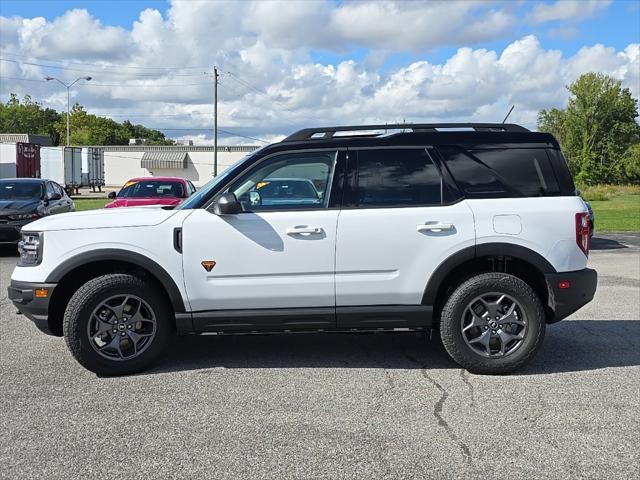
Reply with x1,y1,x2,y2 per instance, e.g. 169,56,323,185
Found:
538,73,640,185
0,94,62,144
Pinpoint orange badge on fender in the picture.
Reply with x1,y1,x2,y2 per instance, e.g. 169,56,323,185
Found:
201,260,216,272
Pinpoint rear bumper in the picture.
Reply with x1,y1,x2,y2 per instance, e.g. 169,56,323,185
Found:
7,280,57,335
545,268,597,323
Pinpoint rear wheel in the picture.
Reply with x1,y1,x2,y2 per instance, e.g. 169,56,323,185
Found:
63,274,171,376
439,273,545,375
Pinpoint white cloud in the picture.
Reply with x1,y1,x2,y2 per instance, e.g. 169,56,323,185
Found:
0,0,636,143
529,0,612,23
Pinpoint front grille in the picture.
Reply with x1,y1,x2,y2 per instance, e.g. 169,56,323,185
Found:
0,228,20,242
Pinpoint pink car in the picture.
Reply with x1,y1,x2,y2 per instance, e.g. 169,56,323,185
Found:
105,177,196,208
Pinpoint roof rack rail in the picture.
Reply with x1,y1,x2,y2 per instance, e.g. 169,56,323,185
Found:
283,123,529,142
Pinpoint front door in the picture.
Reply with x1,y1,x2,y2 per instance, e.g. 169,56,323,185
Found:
182,149,342,329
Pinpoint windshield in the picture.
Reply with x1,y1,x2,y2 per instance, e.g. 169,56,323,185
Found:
118,180,184,198
177,148,265,209
0,182,43,200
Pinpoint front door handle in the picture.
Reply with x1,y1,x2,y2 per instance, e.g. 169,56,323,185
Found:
286,226,323,235
417,222,454,232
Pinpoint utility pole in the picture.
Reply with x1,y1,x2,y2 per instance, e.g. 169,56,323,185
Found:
213,67,219,176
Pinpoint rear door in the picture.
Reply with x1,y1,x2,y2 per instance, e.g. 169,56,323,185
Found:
335,147,475,328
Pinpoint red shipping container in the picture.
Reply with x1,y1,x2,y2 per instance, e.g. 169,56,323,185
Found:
16,142,41,178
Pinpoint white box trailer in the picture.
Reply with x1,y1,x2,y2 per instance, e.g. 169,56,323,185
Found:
40,146,65,184
65,147,82,192
81,147,105,191
40,146,82,192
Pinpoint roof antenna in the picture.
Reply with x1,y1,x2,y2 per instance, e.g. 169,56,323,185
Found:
502,105,515,123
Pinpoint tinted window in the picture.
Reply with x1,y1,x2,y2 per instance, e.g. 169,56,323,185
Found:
46,182,56,198
230,151,335,211
546,149,576,195
470,149,560,197
118,180,185,198
353,149,442,207
437,146,508,198
53,183,65,197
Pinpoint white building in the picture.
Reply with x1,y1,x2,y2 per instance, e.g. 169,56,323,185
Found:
98,145,259,187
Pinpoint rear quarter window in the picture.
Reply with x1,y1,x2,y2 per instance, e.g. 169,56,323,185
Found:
438,147,563,198
469,148,560,197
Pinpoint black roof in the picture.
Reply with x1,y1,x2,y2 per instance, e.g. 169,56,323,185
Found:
267,123,558,153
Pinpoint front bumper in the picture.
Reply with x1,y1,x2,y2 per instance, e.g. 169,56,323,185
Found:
7,280,57,335
0,221,29,244
545,268,597,323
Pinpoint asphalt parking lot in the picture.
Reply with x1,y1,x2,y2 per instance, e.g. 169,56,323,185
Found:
1,234,638,479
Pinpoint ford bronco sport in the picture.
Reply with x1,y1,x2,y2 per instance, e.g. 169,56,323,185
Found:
8,123,597,376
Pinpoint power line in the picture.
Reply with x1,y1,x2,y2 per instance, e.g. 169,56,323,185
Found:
0,58,207,77
1,52,211,70
0,74,213,88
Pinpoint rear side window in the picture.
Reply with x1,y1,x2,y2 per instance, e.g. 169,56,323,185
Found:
351,149,442,207
438,147,562,198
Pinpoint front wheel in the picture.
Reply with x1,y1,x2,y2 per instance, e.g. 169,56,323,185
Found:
439,273,545,375
63,274,171,376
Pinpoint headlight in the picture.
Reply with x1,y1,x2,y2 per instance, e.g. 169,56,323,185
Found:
8,213,39,221
18,232,44,267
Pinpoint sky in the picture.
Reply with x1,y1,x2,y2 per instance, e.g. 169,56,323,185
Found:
0,0,639,145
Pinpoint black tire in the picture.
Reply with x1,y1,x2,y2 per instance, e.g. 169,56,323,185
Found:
439,273,545,375
63,273,171,376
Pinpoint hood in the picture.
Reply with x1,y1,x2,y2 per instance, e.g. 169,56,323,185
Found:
0,199,42,215
22,205,178,232
105,197,183,208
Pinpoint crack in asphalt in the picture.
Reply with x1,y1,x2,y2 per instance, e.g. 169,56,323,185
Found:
402,351,473,466
459,369,476,408
357,341,396,479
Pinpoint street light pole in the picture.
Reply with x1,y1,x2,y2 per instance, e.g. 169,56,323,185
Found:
45,76,92,146
213,66,219,177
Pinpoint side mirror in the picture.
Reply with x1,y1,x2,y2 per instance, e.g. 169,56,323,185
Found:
49,192,62,201
211,192,242,215
107,191,117,199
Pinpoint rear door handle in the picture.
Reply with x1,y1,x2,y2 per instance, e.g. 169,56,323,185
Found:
286,226,323,235
417,222,454,232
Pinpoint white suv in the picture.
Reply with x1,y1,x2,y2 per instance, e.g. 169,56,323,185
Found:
8,124,597,376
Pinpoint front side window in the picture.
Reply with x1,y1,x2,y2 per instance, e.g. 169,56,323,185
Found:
351,149,442,207
229,151,335,211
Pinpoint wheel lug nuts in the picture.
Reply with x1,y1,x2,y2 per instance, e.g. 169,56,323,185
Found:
128,325,132,329
484,326,488,330
492,330,497,334
121,332,126,336
499,325,503,328
112,329,117,333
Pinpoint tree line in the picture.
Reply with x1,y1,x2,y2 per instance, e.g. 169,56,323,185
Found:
0,94,173,146
538,73,639,185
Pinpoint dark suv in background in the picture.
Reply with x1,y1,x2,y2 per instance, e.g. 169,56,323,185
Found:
0,178,74,244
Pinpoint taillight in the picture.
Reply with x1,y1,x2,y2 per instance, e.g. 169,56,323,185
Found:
575,212,590,256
